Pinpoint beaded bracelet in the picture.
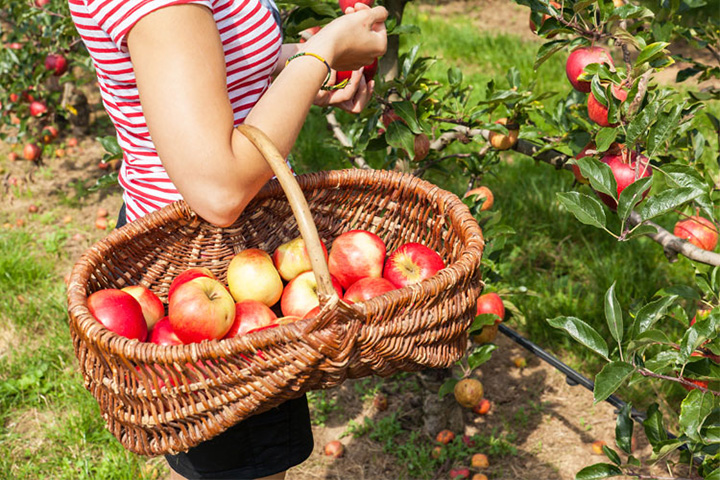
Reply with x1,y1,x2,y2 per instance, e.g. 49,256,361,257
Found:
285,52,349,91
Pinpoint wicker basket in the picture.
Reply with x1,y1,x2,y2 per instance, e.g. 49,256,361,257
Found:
66,125,485,456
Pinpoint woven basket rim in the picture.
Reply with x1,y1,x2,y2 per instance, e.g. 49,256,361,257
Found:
67,169,484,364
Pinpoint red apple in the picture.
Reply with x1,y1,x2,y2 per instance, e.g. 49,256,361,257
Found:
168,277,236,343
587,84,628,127
674,216,718,251
449,467,471,480
324,440,345,458
87,288,148,341
381,109,403,128
29,100,47,117
565,46,615,92
9,93,19,102
339,0,374,13
596,151,652,211
383,242,445,288
328,230,386,289
23,143,41,162
529,0,561,35
476,292,505,324
168,267,215,301
280,271,343,318
223,300,277,339
302,306,321,319
681,378,709,391
44,54,68,76
8,152,18,162
122,285,165,330
571,142,596,184
363,58,378,83
343,277,396,304
35,0,50,7
148,316,183,346
273,236,328,281
463,186,494,211
227,248,283,307
333,70,353,87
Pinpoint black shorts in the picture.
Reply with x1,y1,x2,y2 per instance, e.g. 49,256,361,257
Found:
116,205,314,479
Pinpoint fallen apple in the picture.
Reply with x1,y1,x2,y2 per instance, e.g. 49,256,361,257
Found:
449,467,471,480
471,453,489,469
324,440,345,458
454,378,484,408
472,398,492,415
435,429,455,445
23,143,41,162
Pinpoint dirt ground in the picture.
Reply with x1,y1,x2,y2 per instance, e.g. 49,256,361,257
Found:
1,1,713,479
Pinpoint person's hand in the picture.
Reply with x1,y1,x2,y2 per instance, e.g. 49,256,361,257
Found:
304,5,387,72
314,69,374,113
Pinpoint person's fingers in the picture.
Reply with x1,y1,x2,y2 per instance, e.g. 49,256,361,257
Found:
329,69,363,103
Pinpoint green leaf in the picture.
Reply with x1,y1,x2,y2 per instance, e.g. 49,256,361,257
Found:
635,42,670,67
602,445,621,466
385,120,416,158
575,156,617,200
626,99,664,144
638,187,701,222
595,128,618,153
631,329,671,348
625,224,658,240
615,403,633,454
591,76,608,106
644,350,681,373
534,39,570,70
97,136,122,156
468,344,498,370
391,101,422,134
617,177,653,225
548,316,609,359
680,315,720,360
605,282,623,346
594,362,634,403
651,439,683,460
647,103,684,157
679,389,714,440
704,468,720,480
557,192,607,229
438,378,458,398
469,314,499,334
575,463,623,479
643,403,668,445
632,295,677,336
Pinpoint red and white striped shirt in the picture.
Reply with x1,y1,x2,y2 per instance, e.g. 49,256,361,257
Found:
69,0,283,222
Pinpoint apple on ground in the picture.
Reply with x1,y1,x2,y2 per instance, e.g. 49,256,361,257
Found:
435,429,455,444
591,440,607,455
223,299,277,339
23,143,41,162
476,292,505,323
343,277,396,304
463,186,494,211
122,285,165,329
41,126,59,144
324,440,345,458
471,453,490,469
673,216,718,251
273,236,328,281
88,288,148,341
8,152,18,162
168,267,216,301
328,229,387,290
587,84,628,127
95,217,108,230
383,242,445,288
227,248,284,307
488,118,519,150
169,277,236,343
281,271,343,318
595,151,652,211
454,378,484,408
472,398,492,415
449,467,471,480
149,317,183,346
565,46,615,92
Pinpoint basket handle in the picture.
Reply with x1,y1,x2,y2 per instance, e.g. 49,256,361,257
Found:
237,124,338,302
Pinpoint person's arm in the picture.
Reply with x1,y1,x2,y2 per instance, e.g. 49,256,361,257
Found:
127,4,387,227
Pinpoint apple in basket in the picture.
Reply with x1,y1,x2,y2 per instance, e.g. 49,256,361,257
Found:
148,316,183,346
343,277,396,304
168,267,216,301
383,242,445,288
476,292,505,324
223,300,278,339
280,271,344,318
87,288,148,341
122,285,165,329
328,230,387,289
273,236,329,281
169,277,236,343
227,248,284,307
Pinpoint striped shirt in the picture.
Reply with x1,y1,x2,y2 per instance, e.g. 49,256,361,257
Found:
69,0,283,222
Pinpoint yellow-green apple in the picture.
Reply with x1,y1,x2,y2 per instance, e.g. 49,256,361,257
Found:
148,316,183,346
280,271,343,318
272,236,328,281
88,288,148,341
227,248,283,307
343,277,396,304
383,242,445,288
122,285,165,329
273,315,302,326
674,216,718,251
168,267,215,301
464,186,494,211
44,53,68,76
596,151,652,211
488,118,519,150
471,324,499,344
168,277,236,343
328,230,387,289
476,292,505,324
566,46,615,92
587,84,628,127
223,300,277,339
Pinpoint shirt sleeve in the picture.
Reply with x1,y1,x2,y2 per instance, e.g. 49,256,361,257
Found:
85,0,213,52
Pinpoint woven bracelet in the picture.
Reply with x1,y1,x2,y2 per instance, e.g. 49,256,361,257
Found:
285,52,349,91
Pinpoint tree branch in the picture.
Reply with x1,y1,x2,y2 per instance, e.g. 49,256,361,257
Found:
324,111,372,170
636,367,719,396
